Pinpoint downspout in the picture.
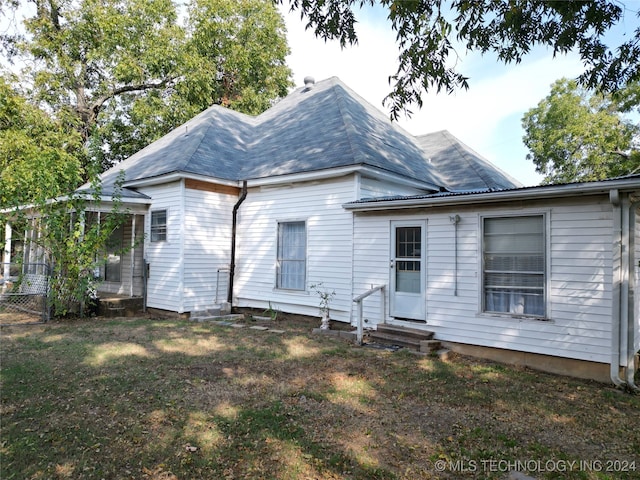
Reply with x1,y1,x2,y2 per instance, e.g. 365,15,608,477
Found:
130,215,136,298
227,181,248,305
610,189,625,387
450,214,460,296
625,196,640,390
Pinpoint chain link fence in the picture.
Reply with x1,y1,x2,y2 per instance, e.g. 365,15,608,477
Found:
0,263,50,324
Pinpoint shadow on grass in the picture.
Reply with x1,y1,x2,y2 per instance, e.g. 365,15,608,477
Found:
1,316,639,480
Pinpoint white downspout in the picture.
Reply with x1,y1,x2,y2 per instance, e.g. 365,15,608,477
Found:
130,215,136,298
610,189,625,387
625,197,640,390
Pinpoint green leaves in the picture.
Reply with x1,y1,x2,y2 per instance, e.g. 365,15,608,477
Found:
522,78,640,184
4,0,292,171
0,76,84,209
281,0,639,120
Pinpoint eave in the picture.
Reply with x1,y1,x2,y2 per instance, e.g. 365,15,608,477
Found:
246,164,440,192
343,176,640,211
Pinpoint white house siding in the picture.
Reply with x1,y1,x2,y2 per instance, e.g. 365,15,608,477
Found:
182,186,236,312
142,182,184,312
352,214,392,326
234,177,356,322
352,196,618,364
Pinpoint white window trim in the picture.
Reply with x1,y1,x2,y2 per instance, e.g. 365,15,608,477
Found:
150,209,168,243
478,211,551,321
275,219,307,291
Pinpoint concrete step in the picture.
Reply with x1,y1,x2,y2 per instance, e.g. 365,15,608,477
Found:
375,324,434,340
98,296,143,317
368,324,435,351
190,313,244,323
368,331,423,349
190,302,232,320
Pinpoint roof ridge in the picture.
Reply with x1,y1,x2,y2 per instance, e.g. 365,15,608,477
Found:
329,79,445,189
443,131,523,188
330,78,362,166
444,131,497,189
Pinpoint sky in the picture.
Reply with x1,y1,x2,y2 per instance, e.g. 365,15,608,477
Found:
279,3,637,186
2,2,637,186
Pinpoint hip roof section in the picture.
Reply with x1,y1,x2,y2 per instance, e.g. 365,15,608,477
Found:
95,77,521,194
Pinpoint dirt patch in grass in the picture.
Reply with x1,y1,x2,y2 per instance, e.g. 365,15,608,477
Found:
1,312,639,480
0,307,45,325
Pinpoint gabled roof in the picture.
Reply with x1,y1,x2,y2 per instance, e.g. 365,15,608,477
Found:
94,77,521,197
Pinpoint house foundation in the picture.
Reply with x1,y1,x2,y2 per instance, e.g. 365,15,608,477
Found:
441,342,619,383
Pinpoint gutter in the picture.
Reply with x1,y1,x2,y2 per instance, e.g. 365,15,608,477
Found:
227,180,248,305
344,176,640,211
246,164,440,192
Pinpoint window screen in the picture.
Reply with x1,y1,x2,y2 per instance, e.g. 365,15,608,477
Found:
483,215,545,317
276,221,306,290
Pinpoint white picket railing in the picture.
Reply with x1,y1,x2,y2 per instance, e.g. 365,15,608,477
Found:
353,285,386,345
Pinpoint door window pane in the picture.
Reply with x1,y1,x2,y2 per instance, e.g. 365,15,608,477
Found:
395,227,421,293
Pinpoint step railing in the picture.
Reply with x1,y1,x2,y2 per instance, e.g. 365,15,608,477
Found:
216,267,230,304
353,284,386,345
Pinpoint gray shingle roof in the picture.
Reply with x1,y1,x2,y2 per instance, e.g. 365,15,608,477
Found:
415,130,522,191
94,77,521,197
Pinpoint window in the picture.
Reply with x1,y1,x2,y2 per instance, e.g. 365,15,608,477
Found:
276,221,306,290
483,215,545,317
395,226,422,293
150,210,167,242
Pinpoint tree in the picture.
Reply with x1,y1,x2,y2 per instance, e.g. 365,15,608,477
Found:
2,0,292,172
280,0,640,119
522,78,639,184
0,75,130,317
0,74,84,209
38,176,130,317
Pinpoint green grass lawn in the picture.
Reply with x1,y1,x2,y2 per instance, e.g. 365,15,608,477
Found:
1,313,639,479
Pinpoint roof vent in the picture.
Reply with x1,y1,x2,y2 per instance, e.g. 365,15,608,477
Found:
303,76,315,90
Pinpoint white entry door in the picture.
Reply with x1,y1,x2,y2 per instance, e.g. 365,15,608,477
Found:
390,221,426,320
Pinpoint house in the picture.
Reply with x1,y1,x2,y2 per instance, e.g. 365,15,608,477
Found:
4,76,638,386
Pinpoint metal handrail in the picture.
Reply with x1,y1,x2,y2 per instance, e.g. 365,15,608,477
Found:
216,267,230,304
352,284,386,345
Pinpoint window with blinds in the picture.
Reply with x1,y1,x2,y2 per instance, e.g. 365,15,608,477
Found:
482,215,545,317
276,221,306,290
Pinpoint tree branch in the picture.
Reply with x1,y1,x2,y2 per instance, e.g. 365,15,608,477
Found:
609,150,630,159
89,77,176,114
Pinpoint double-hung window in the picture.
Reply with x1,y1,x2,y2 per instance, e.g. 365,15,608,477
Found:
276,221,306,290
150,210,167,243
483,215,545,317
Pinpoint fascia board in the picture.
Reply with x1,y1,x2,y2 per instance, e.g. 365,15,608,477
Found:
246,165,440,191
124,172,239,189
84,199,151,214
